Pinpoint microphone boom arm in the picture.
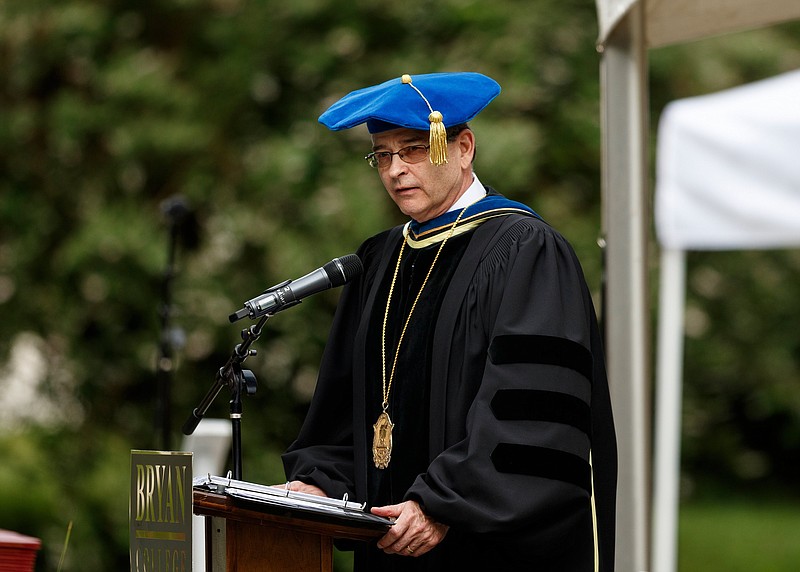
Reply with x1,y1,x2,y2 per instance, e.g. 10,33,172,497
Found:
181,314,268,479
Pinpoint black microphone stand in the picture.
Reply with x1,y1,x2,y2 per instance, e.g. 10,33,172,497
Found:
181,315,267,480
155,225,177,451
156,195,198,451
156,201,184,450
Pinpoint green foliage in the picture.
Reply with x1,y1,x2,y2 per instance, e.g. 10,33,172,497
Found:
0,429,131,570
679,250,800,491
0,1,799,570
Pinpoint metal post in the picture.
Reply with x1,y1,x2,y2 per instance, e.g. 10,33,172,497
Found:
651,248,687,572
599,3,651,570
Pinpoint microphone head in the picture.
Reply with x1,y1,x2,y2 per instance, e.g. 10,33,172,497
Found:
160,195,200,250
324,254,363,287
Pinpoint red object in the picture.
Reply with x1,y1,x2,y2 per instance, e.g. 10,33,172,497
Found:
0,529,42,572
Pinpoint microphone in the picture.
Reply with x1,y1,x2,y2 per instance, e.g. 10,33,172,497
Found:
229,254,363,322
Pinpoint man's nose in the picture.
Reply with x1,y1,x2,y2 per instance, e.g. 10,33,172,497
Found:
386,153,408,176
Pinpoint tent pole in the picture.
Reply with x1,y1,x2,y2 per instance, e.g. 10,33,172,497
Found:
599,3,651,570
652,247,687,572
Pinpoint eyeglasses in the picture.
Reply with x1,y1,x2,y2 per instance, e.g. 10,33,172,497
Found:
364,145,430,169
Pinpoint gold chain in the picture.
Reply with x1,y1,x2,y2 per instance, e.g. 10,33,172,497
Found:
380,205,471,412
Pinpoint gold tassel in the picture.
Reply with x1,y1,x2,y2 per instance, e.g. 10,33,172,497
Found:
401,74,448,166
428,110,448,166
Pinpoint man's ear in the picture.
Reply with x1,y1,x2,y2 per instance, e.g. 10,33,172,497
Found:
457,129,476,166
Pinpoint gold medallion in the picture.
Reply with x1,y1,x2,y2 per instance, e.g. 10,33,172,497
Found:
372,411,394,469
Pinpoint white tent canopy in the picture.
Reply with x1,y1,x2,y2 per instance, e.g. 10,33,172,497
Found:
657,69,800,250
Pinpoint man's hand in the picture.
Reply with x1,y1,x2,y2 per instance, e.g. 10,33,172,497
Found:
371,500,449,557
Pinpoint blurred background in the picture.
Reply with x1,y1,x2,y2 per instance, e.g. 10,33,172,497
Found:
1,0,798,570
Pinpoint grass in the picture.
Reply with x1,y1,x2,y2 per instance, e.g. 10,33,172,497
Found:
679,496,800,571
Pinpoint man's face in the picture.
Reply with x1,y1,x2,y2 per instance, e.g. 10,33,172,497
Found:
370,128,474,223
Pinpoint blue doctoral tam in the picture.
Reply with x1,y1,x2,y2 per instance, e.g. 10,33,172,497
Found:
318,72,501,134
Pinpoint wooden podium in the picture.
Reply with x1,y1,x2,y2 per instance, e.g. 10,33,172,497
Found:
193,478,390,572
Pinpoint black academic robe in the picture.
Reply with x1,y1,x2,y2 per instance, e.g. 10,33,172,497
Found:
282,195,617,571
